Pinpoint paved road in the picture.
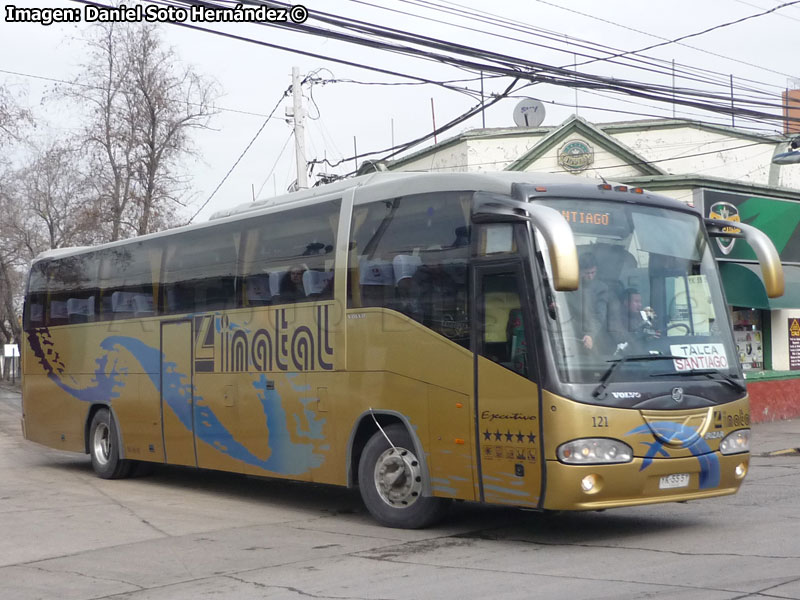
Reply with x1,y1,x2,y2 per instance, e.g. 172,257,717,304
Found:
1,384,799,600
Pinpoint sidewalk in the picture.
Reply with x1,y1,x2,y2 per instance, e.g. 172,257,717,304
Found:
750,417,800,456
0,380,20,393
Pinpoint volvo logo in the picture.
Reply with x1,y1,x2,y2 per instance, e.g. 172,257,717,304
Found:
611,392,642,399
671,387,684,403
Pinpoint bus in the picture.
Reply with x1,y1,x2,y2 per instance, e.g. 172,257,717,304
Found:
21,171,783,529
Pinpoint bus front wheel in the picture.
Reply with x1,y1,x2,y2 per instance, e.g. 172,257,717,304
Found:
89,408,132,479
358,424,448,529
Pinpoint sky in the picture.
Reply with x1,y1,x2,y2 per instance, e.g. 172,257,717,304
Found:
2,0,800,222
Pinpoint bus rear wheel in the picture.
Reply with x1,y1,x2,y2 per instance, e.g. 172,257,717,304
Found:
89,408,132,479
358,424,448,529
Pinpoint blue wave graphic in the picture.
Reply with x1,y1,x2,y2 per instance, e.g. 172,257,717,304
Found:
31,332,326,476
627,421,720,489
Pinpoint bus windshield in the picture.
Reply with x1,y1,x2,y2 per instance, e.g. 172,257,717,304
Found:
534,198,739,385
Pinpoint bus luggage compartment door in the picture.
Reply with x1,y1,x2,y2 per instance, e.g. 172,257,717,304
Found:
160,320,197,467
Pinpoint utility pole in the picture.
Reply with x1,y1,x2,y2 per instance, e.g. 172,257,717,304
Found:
291,67,308,189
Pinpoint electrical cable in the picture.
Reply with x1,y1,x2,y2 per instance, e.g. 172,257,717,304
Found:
577,0,800,68
95,0,797,129
527,0,798,81
255,130,293,200
387,0,792,95
0,67,279,120
187,85,290,223
312,77,520,173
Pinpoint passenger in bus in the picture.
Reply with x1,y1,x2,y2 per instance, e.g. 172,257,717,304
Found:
567,252,608,351
279,265,307,302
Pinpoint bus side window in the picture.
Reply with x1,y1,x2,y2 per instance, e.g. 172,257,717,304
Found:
98,243,158,321
162,225,239,315
348,192,471,348
46,253,100,327
240,200,340,308
24,261,48,330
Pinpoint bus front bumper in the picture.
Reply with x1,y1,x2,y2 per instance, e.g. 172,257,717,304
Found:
542,452,749,511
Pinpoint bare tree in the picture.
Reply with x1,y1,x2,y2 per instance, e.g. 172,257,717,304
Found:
0,84,31,348
67,22,218,241
17,140,103,250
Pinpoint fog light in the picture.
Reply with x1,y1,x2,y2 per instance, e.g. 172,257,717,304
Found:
735,462,747,479
581,474,598,493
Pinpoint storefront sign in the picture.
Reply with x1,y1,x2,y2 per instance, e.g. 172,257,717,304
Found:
789,318,800,370
703,190,800,263
707,201,741,255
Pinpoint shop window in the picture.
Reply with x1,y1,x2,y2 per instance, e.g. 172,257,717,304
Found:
731,308,764,371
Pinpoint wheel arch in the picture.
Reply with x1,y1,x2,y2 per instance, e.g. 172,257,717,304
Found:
346,410,432,497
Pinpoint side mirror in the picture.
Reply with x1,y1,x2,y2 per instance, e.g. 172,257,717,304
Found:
706,218,784,298
474,194,578,291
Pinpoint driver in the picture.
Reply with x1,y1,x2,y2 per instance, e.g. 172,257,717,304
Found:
616,288,660,353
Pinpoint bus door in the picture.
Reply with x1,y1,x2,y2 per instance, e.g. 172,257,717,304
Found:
160,320,197,467
473,263,542,508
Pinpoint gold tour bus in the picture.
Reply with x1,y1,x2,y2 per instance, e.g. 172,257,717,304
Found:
21,172,784,528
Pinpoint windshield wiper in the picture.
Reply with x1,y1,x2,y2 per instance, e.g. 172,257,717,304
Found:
593,354,683,398
651,369,746,393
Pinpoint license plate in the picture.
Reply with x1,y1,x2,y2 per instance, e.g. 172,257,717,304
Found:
659,473,690,489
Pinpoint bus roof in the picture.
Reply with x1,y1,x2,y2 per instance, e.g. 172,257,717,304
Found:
30,171,684,265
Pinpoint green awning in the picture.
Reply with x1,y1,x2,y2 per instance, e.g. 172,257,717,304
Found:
718,262,800,309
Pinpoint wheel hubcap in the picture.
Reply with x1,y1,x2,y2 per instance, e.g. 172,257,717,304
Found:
93,422,111,466
373,446,423,507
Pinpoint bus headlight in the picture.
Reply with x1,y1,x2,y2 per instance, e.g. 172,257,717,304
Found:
720,429,750,455
557,439,633,464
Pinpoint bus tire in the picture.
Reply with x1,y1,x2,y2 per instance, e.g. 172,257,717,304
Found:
358,424,448,529
89,408,132,479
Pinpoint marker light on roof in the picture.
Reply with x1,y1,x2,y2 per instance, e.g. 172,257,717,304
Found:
631,187,644,194
598,184,612,191
614,185,628,192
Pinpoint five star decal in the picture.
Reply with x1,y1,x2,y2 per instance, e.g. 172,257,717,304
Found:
483,430,536,444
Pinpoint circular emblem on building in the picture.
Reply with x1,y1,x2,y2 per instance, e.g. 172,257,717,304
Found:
558,139,594,172
671,387,684,404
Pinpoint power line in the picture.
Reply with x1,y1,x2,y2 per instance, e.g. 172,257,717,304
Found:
90,0,796,130
255,130,293,200
187,85,290,223
529,0,798,81
413,139,769,173
582,0,800,67
312,77,520,173
249,0,795,124
384,0,792,96
0,67,279,120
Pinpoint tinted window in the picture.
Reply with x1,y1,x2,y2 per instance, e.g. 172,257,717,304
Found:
46,253,100,326
240,200,340,306
162,223,240,315
349,191,471,347
98,242,160,321
24,261,48,330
